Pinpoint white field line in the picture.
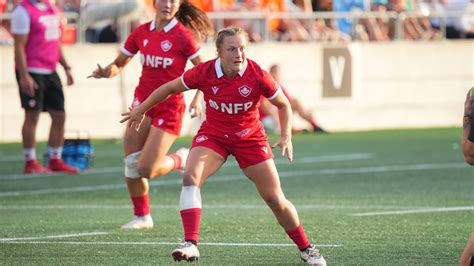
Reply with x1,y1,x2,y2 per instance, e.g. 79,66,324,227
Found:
0,204,411,210
0,240,342,248
0,162,467,197
0,153,373,180
0,232,108,242
352,206,474,217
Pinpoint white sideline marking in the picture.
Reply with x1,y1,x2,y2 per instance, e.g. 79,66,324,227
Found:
0,153,372,180
0,162,467,197
0,204,408,210
0,232,108,242
0,240,342,248
352,206,474,216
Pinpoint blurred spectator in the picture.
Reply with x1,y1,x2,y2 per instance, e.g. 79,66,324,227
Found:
0,0,14,45
429,0,473,39
310,0,352,41
370,0,391,39
260,0,311,41
237,0,264,42
260,64,327,133
333,0,389,41
388,0,439,40
81,0,144,42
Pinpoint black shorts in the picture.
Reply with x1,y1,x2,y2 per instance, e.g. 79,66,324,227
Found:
16,71,65,112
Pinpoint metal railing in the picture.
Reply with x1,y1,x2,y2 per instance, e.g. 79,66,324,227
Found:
1,9,472,43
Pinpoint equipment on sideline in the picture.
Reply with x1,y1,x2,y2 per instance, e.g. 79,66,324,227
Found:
61,130,94,171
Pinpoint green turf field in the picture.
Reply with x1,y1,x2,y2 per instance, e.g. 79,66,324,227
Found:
0,127,473,265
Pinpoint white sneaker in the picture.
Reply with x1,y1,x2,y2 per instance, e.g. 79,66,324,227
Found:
174,147,189,170
120,215,154,229
171,241,200,262
300,244,326,266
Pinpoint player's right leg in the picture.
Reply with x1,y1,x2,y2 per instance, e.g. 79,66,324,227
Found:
171,146,225,262
17,71,50,174
290,99,326,133
121,116,153,229
22,110,51,174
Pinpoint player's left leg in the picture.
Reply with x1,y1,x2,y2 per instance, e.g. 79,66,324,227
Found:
243,159,326,265
290,98,326,133
45,72,79,173
136,126,181,179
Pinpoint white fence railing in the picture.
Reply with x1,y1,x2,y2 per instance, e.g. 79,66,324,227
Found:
1,9,472,42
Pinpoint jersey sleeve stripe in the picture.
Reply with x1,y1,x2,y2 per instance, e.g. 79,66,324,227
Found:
267,86,281,100
180,74,192,90
187,49,201,61
120,47,135,57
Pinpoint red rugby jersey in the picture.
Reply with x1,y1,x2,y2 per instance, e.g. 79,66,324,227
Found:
122,18,200,103
181,58,281,139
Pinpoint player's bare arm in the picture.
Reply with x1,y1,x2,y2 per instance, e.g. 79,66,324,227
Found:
13,33,36,97
120,78,186,129
87,52,132,79
189,56,204,118
58,48,74,86
269,91,293,162
462,89,474,165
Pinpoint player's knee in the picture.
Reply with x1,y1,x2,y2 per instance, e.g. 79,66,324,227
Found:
181,171,199,186
137,162,152,179
50,111,66,124
124,151,141,179
263,194,286,212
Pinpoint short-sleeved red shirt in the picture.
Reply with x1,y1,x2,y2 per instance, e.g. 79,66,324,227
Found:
181,58,281,140
122,18,200,105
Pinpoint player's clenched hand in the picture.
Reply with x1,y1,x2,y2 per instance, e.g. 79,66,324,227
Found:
189,102,203,119
120,106,145,131
87,64,110,79
19,74,37,97
271,135,293,162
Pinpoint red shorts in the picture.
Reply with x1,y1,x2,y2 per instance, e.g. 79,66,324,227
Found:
131,96,185,136
191,127,274,169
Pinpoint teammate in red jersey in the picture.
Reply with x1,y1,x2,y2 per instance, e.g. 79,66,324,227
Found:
121,27,326,265
87,0,212,229
259,64,327,134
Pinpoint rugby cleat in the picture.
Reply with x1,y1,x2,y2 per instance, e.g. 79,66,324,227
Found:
171,241,200,262
300,244,326,266
48,159,80,174
24,160,52,174
121,215,154,229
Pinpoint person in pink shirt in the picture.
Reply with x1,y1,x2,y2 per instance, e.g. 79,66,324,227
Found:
121,26,327,265
88,0,213,229
12,0,80,174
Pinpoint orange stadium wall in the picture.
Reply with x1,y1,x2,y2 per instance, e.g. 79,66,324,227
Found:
0,41,473,142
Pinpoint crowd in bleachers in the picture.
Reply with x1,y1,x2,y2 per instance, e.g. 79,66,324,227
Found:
0,0,473,45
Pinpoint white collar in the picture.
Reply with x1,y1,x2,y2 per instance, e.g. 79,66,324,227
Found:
149,17,178,32
214,58,248,79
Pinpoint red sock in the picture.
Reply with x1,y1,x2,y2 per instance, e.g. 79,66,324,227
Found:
286,224,310,251
131,194,150,216
310,120,319,129
169,154,182,170
180,208,201,244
